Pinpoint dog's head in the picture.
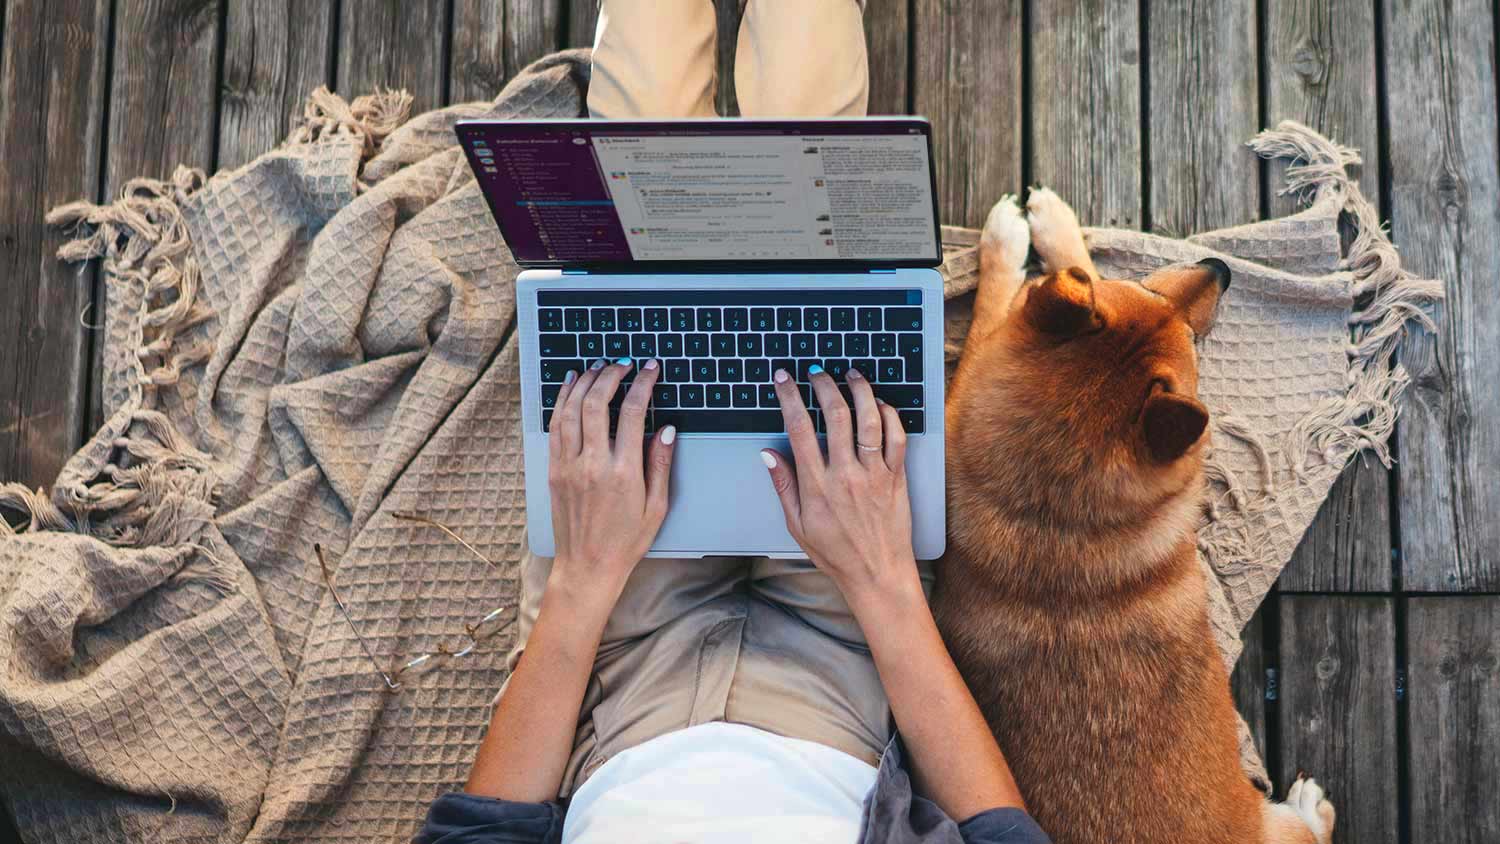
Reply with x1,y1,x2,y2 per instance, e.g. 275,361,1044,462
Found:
953,258,1229,526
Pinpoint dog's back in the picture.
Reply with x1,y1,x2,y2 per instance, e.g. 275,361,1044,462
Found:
934,191,1333,844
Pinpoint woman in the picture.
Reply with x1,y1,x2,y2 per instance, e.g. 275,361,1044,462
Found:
417,3,1048,842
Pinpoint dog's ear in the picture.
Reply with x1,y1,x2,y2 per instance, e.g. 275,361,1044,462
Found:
1142,258,1230,336
1022,267,1100,336
1140,382,1209,462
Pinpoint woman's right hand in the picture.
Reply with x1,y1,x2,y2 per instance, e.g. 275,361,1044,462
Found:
547,358,677,596
760,365,922,609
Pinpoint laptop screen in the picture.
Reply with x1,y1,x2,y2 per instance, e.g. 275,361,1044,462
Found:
455,118,941,270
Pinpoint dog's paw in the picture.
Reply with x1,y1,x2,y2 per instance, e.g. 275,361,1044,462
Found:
1025,187,1091,273
1286,773,1336,844
981,194,1030,274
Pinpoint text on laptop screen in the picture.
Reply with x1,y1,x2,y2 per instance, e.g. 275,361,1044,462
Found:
458,122,940,266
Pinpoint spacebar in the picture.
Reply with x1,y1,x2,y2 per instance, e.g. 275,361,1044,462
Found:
654,410,784,433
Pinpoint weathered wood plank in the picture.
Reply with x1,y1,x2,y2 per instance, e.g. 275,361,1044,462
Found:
218,0,335,169
1029,0,1142,229
1278,596,1398,844
96,0,222,433
451,0,561,104
912,0,1024,228
1230,607,1269,763
1146,0,1259,234
1267,0,1390,593
1384,0,1500,591
565,0,598,49
862,0,909,115
337,0,446,113
0,0,111,489
1406,597,1500,843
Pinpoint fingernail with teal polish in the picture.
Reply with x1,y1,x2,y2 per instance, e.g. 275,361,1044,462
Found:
591,359,607,370
616,357,633,366
563,370,577,385
808,364,824,375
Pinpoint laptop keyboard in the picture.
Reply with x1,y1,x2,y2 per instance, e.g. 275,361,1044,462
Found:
534,290,928,435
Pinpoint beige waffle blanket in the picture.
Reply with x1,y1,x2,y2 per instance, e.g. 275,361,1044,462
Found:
0,49,1440,843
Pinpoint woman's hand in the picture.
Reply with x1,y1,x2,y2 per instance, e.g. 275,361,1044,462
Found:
548,357,677,596
761,365,920,609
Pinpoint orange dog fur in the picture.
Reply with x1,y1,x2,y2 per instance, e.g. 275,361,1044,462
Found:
933,190,1336,844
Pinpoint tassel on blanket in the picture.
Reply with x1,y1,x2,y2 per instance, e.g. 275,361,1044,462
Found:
1194,121,1443,632
290,86,414,158
2,170,219,543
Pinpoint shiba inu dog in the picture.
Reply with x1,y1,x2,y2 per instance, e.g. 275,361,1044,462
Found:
934,189,1335,844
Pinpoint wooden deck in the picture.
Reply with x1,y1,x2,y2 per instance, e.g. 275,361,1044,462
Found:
1,1,1496,842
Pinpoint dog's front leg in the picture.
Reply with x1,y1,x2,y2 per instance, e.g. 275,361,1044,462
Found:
1026,187,1098,280
967,195,1031,346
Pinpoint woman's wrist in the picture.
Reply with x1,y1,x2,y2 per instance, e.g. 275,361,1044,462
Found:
541,559,627,629
840,558,929,624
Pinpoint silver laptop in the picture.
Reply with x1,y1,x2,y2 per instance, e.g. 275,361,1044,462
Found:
456,117,946,559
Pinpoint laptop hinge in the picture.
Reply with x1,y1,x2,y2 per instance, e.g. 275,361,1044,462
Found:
868,268,897,274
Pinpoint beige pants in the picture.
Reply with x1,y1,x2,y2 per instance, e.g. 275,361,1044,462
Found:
505,1,908,796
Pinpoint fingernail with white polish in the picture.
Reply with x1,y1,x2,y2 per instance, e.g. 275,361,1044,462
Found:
643,358,659,371
847,368,863,380
564,370,577,384
661,425,676,445
773,369,790,383
760,451,777,469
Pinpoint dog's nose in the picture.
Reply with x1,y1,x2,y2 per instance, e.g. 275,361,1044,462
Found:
1197,258,1231,291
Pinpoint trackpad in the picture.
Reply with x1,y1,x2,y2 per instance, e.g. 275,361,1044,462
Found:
649,435,804,558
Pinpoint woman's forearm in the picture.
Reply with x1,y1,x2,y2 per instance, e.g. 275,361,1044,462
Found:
464,568,620,803
848,574,1027,822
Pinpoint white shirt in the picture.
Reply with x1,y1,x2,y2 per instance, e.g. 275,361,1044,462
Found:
562,721,879,843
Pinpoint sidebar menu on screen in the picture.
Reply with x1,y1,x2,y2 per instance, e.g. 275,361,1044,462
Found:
461,129,634,263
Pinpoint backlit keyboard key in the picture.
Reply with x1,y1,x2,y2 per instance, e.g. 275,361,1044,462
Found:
539,308,564,332
711,334,736,356
671,308,696,331
845,334,869,356
765,333,790,356
539,334,576,357
738,334,763,357
685,333,710,356
605,334,629,356
733,385,757,407
618,308,643,331
565,308,590,331
724,308,749,331
692,361,716,382
876,359,904,382
697,308,722,331
658,333,683,357
541,385,561,408
791,334,816,357
666,360,691,382
591,308,616,331
817,334,842,356
857,308,882,331
707,385,731,407
898,410,924,433
886,307,923,331
632,335,656,357
873,333,896,357
777,307,802,331
751,308,775,331
873,384,923,408
540,359,582,382
654,384,678,408
645,308,669,331
831,307,855,331
579,334,604,357
745,359,770,382
805,307,829,331
718,360,743,382
680,384,705,407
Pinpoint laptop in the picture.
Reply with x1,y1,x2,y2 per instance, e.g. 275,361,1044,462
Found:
456,117,945,559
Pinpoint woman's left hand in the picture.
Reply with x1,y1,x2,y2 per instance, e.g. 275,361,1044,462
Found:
546,358,677,594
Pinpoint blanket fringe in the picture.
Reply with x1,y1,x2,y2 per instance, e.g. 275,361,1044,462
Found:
3,170,220,544
1196,121,1442,620
290,86,414,158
